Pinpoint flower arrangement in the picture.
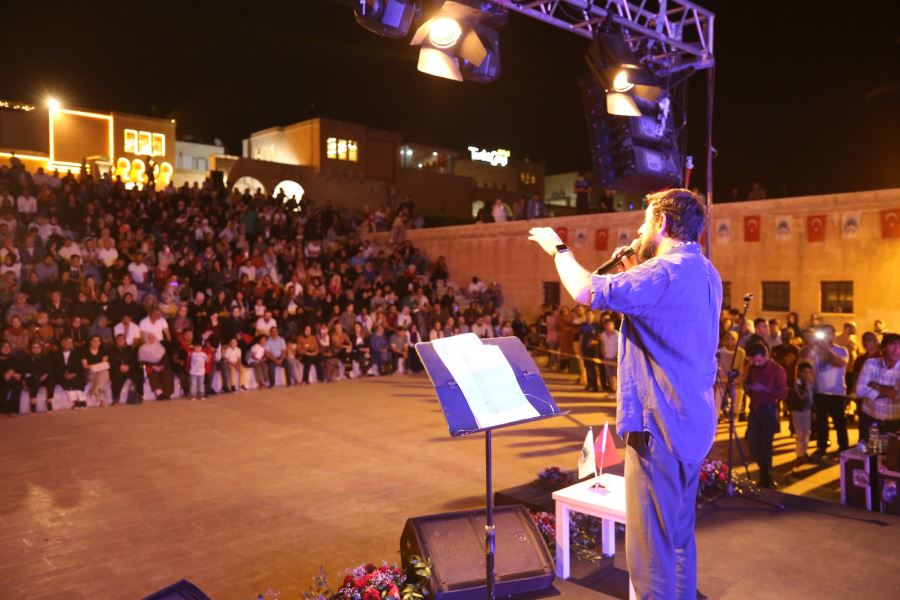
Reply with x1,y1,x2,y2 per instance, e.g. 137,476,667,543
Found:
530,511,556,553
698,458,729,498
536,466,575,490
333,563,405,600
301,557,432,600
530,510,607,563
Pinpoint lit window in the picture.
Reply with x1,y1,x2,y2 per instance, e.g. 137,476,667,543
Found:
326,137,358,162
152,133,165,157
124,129,138,154
138,131,152,155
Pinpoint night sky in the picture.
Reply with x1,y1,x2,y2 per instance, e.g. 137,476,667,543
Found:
1,0,897,199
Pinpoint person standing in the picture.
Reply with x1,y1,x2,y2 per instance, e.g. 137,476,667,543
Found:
573,173,591,215
855,333,900,441
717,331,747,417
812,324,850,458
787,362,816,462
744,343,788,487
599,318,619,393
576,311,601,392
529,188,721,599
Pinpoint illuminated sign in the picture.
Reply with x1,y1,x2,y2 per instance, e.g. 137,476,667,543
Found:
124,129,166,157
467,146,510,167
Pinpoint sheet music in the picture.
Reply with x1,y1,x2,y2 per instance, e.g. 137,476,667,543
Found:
432,333,539,429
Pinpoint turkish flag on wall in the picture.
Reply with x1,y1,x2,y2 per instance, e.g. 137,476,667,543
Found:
595,228,609,251
807,215,826,242
557,227,569,244
744,216,761,242
882,209,900,238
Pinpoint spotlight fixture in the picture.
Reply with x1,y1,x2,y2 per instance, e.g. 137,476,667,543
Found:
353,0,420,39
585,30,662,116
46,97,60,110
410,1,504,83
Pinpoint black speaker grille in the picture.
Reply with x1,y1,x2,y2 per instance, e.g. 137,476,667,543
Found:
416,508,549,590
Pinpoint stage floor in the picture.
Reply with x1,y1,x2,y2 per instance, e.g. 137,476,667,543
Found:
1,372,898,598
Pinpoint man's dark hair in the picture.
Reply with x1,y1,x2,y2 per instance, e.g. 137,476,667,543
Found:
798,362,813,371
647,188,706,242
881,332,900,350
754,317,767,327
747,342,768,357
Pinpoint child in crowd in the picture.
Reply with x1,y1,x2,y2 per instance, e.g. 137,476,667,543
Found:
189,344,209,400
248,335,269,388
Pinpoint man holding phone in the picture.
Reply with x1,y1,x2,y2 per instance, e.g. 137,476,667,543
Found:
812,324,850,458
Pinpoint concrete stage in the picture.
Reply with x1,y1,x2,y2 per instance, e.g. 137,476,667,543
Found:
1,372,899,599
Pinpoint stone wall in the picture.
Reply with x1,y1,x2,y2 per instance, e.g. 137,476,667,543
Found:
400,188,900,331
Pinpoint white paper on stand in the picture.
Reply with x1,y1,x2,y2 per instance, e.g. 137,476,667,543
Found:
431,333,539,429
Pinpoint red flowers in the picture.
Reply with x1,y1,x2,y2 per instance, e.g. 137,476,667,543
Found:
363,589,381,600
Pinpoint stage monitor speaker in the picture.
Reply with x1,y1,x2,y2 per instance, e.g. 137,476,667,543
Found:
142,579,211,600
400,504,555,600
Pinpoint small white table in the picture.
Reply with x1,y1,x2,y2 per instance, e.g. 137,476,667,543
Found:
552,474,636,599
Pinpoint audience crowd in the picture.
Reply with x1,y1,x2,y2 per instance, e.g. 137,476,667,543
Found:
530,304,897,488
0,159,520,415
3,155,896,491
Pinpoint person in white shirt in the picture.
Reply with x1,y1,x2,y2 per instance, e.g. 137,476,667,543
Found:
127,254,150,286
255,311,278,337
600,318,620,392
16,193,37,215
248,335,269,388
97,238,119,268
812,324,850,457
188,345,209,400
113,314,142,346
222,338,243,392
139,309,171,343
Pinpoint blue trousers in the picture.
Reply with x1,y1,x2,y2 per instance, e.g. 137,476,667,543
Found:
625,431,702,599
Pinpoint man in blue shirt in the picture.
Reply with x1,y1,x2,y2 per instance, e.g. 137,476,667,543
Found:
529,189,721,599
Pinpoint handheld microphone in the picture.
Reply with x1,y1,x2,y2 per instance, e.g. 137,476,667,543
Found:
593,241,638,275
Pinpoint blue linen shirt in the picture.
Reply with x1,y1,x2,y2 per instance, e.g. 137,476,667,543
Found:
591,243,722,463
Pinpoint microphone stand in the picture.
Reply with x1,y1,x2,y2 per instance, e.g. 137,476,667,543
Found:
708,293,784,510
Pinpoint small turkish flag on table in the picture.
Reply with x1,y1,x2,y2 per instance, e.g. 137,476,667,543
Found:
594,422,623,470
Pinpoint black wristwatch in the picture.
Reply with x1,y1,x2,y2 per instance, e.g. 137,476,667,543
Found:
554,244,569,257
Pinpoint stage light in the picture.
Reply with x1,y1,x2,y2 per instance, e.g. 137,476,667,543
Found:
606,92,641,117
353,0,420,39
612,70,633,93
586,29,662,116
410,1,504,83
47,97,60,110
428,16,462,48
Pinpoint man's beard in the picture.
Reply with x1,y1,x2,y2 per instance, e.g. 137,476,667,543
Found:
636,234,658,263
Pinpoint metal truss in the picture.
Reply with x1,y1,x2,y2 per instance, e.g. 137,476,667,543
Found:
490,0,715,74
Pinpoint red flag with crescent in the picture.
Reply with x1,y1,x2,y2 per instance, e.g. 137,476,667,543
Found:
807,214,826,242
595,228,609,251
744,216,761,242
557,227,569,244
882,209,900,239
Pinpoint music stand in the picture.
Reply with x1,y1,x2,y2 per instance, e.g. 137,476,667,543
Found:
416,335,566,600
